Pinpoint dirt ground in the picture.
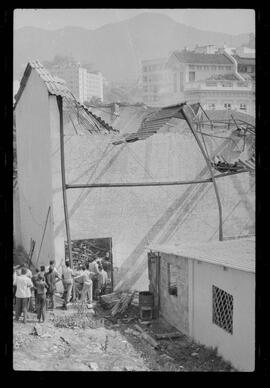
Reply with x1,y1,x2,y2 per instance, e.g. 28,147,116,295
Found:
13,296,236,372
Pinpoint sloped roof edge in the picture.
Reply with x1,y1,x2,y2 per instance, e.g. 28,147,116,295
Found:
14,61,118,133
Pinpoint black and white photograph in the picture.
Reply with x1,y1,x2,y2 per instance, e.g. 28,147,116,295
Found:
12,8,256,372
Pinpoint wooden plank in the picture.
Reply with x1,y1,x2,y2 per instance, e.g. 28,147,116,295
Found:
155,332,182,340
134,325,160,349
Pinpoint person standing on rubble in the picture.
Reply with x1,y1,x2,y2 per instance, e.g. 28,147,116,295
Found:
47,260,60,278
62,260,74,307
81,263,94,306
89,257,99,300
45,266,61,310
31,268,40,313
35,273,49,323
97,264,108,297
13,267,33,323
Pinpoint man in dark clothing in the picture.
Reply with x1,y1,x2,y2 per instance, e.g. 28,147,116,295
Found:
35,273,48,322
45,267,60,310
31,268,40,313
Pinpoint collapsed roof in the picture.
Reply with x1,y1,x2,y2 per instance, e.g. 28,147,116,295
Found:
112,102,200,145
14,60,118,134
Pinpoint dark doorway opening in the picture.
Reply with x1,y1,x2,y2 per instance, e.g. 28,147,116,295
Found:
64,237,113,292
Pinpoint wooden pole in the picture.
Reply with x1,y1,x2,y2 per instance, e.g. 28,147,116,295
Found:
57,96,74,269
181,104,224,241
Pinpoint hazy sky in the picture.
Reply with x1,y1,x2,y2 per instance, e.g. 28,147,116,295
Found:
14,9,255,35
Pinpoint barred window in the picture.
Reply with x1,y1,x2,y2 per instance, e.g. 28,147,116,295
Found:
168,263,178,296
212,285,233,334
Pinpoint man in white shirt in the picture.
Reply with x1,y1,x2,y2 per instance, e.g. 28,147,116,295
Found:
13,267,33,323
89,258,99,300
80,263,94,306
62,260,74,307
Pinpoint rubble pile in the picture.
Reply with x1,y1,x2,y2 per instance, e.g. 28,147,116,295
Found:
100,291,137,318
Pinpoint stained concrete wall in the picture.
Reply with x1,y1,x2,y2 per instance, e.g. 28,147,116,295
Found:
15,70,55,267
159,253,189,335
192,260,255,371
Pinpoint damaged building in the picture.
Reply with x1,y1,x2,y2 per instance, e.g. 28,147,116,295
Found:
13,61,255,293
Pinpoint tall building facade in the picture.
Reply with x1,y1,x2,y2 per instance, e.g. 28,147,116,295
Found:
141,58,172,107
49,62,103,103
141,46,255,117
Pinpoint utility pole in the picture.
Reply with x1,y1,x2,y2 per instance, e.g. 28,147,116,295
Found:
181,104,223,241
57,96,74,267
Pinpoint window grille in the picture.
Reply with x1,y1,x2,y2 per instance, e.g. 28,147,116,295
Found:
168,263,178,296
212,285,233,334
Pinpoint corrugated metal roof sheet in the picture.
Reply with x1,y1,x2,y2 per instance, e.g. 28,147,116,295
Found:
173,50,233,65
14,61,118,133
112,102,200,145
149,238,255,273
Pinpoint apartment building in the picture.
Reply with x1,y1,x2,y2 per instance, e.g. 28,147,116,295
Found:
49,62,103,103
141,57,172,107
166,47,255,116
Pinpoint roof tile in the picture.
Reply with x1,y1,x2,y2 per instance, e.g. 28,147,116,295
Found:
172,50,233,65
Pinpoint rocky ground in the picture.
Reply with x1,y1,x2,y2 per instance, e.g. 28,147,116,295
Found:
13,296,236,372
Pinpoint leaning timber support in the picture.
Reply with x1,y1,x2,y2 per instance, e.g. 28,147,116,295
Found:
57,96,74,268
181,104,223,241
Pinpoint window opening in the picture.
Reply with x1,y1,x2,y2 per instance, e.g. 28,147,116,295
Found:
212,285,233,334
168,263,178,296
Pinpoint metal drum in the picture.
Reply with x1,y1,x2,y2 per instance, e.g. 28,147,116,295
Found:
139,291,154,321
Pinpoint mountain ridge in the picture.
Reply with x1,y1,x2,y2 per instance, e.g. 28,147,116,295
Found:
14,12,251,82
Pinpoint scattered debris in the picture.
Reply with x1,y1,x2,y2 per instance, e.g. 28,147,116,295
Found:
30,325,42,336
60,336,70,346
191,352,199,357
89,362,99,371
40,333,52,338
139,320,151,326
100,292,121,310
53,312,97,329
111,292,136,317
125,328,140,337
134,324,160,349
155,332,182,340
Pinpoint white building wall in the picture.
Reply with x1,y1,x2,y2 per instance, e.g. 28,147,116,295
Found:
15,70,55,267
192,260,255,371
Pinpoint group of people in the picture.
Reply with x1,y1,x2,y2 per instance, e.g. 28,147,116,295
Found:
13,260,60,324
13,256,109,324
62,257,108,308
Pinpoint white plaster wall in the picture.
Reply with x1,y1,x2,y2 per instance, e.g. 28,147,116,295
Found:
15,71,55,267
159,253,189,335
192,260,255,371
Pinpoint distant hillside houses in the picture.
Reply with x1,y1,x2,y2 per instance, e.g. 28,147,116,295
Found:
141,44,255,116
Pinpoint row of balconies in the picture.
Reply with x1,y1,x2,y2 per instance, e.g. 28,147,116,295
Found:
184,80,254,91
